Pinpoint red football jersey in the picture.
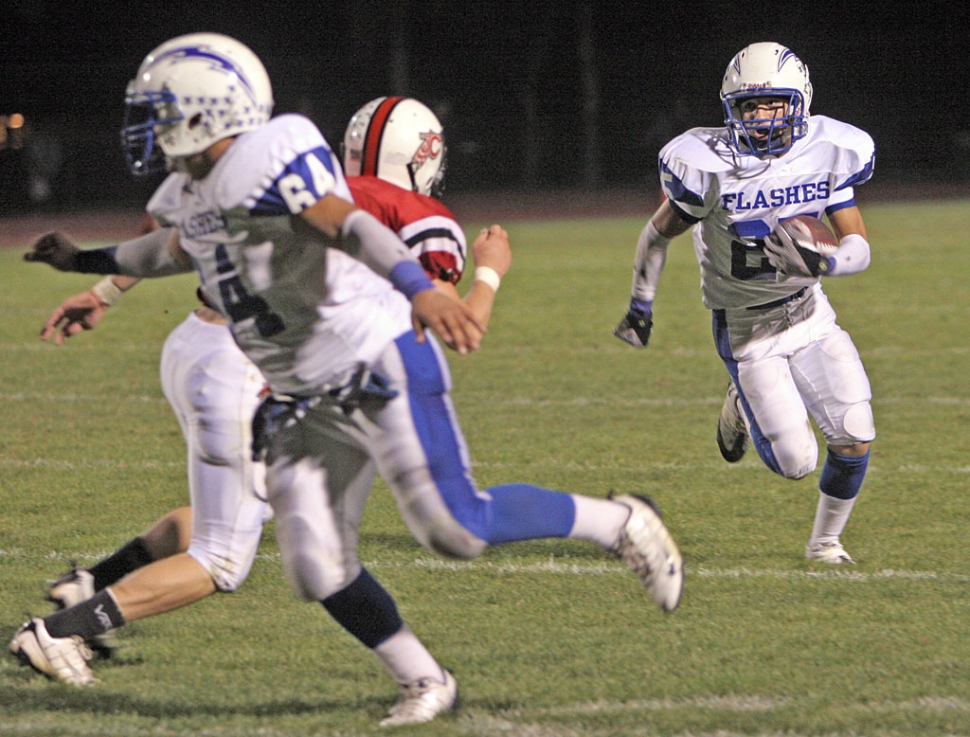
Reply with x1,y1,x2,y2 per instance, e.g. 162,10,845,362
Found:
348,176,466,285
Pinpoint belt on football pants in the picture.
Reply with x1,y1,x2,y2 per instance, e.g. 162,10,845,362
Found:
747,286,808,311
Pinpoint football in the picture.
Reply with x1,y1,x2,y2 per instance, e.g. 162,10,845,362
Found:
774,215,839,256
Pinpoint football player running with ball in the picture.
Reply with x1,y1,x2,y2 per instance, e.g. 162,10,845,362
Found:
614,42,876,564
12,32,683,721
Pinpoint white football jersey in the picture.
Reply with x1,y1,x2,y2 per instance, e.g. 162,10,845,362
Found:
147,114,413,395
659,115,875,309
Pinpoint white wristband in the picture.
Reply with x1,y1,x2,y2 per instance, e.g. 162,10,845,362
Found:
829,233,871,276
474,266,501,292
91,276,124,306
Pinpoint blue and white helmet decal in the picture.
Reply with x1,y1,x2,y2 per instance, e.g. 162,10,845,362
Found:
122,33,274,175
720,42,812,156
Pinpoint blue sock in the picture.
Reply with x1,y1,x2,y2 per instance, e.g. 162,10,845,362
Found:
480,484,576,544
321,567,403,649
819,450,869,500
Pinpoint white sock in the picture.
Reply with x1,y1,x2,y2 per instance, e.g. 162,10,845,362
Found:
372,625,445,685
808,492,856,547
567,495,630,549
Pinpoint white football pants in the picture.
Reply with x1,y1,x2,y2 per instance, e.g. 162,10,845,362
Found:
160,311,271,592
713,283,875,479
263,331,496,603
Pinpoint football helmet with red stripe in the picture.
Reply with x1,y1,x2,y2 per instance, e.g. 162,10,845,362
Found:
343,97,446,198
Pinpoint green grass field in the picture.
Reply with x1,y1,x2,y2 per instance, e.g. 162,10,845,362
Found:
1,200,969,736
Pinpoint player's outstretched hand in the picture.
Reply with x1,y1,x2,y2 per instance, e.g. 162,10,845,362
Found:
40,291,108,346
471,224,512,280
411,288,484,355
23,231,81,271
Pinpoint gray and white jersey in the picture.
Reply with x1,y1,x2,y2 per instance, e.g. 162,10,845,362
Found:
147,114,412,395
659,115,875,309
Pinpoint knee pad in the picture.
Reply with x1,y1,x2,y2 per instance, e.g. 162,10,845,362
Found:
275,508,361,601
281,550,361,602
424,513,488,560
393,465,488,560
771,427,818,480
754,419,817,480
780,460,816,481
838,402,876,445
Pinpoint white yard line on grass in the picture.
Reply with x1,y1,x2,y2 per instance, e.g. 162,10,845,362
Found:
0,459,181,470
472,457,970,474
0,391,164,403
385,559,970,584
5,549,964,585
8,456,970,475
4,389,970,407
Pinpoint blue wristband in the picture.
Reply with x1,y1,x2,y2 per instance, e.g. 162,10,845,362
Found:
389,261,434,299
629,297,653,316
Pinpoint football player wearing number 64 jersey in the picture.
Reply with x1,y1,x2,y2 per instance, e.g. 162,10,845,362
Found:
13,32,683,721
15,95,508,727
614,42,876,565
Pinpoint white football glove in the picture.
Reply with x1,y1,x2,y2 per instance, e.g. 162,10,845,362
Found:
763,228,829,278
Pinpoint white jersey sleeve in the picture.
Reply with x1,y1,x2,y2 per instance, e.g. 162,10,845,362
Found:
658,126,728,225
230,115,353,215
658,117,875,309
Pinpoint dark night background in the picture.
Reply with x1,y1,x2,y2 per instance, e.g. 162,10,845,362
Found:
1,1,968,216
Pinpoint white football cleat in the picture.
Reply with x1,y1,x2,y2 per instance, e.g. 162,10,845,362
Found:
47,567,96,609
806,541,855,565
9,617,97,686
610,494,684,612
717,382,748,463
379,670,458,727
47,567,117,657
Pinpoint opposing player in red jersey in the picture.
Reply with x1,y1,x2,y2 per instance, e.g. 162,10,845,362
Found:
344,96,506,331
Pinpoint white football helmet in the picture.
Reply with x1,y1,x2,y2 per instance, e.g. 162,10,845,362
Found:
720,42,812,156
343,96,446,198
122,33,274,175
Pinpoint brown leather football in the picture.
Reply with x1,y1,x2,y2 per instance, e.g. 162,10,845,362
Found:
776,215,839,255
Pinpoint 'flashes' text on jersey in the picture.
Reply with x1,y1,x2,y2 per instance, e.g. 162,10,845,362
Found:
721,180,831,212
